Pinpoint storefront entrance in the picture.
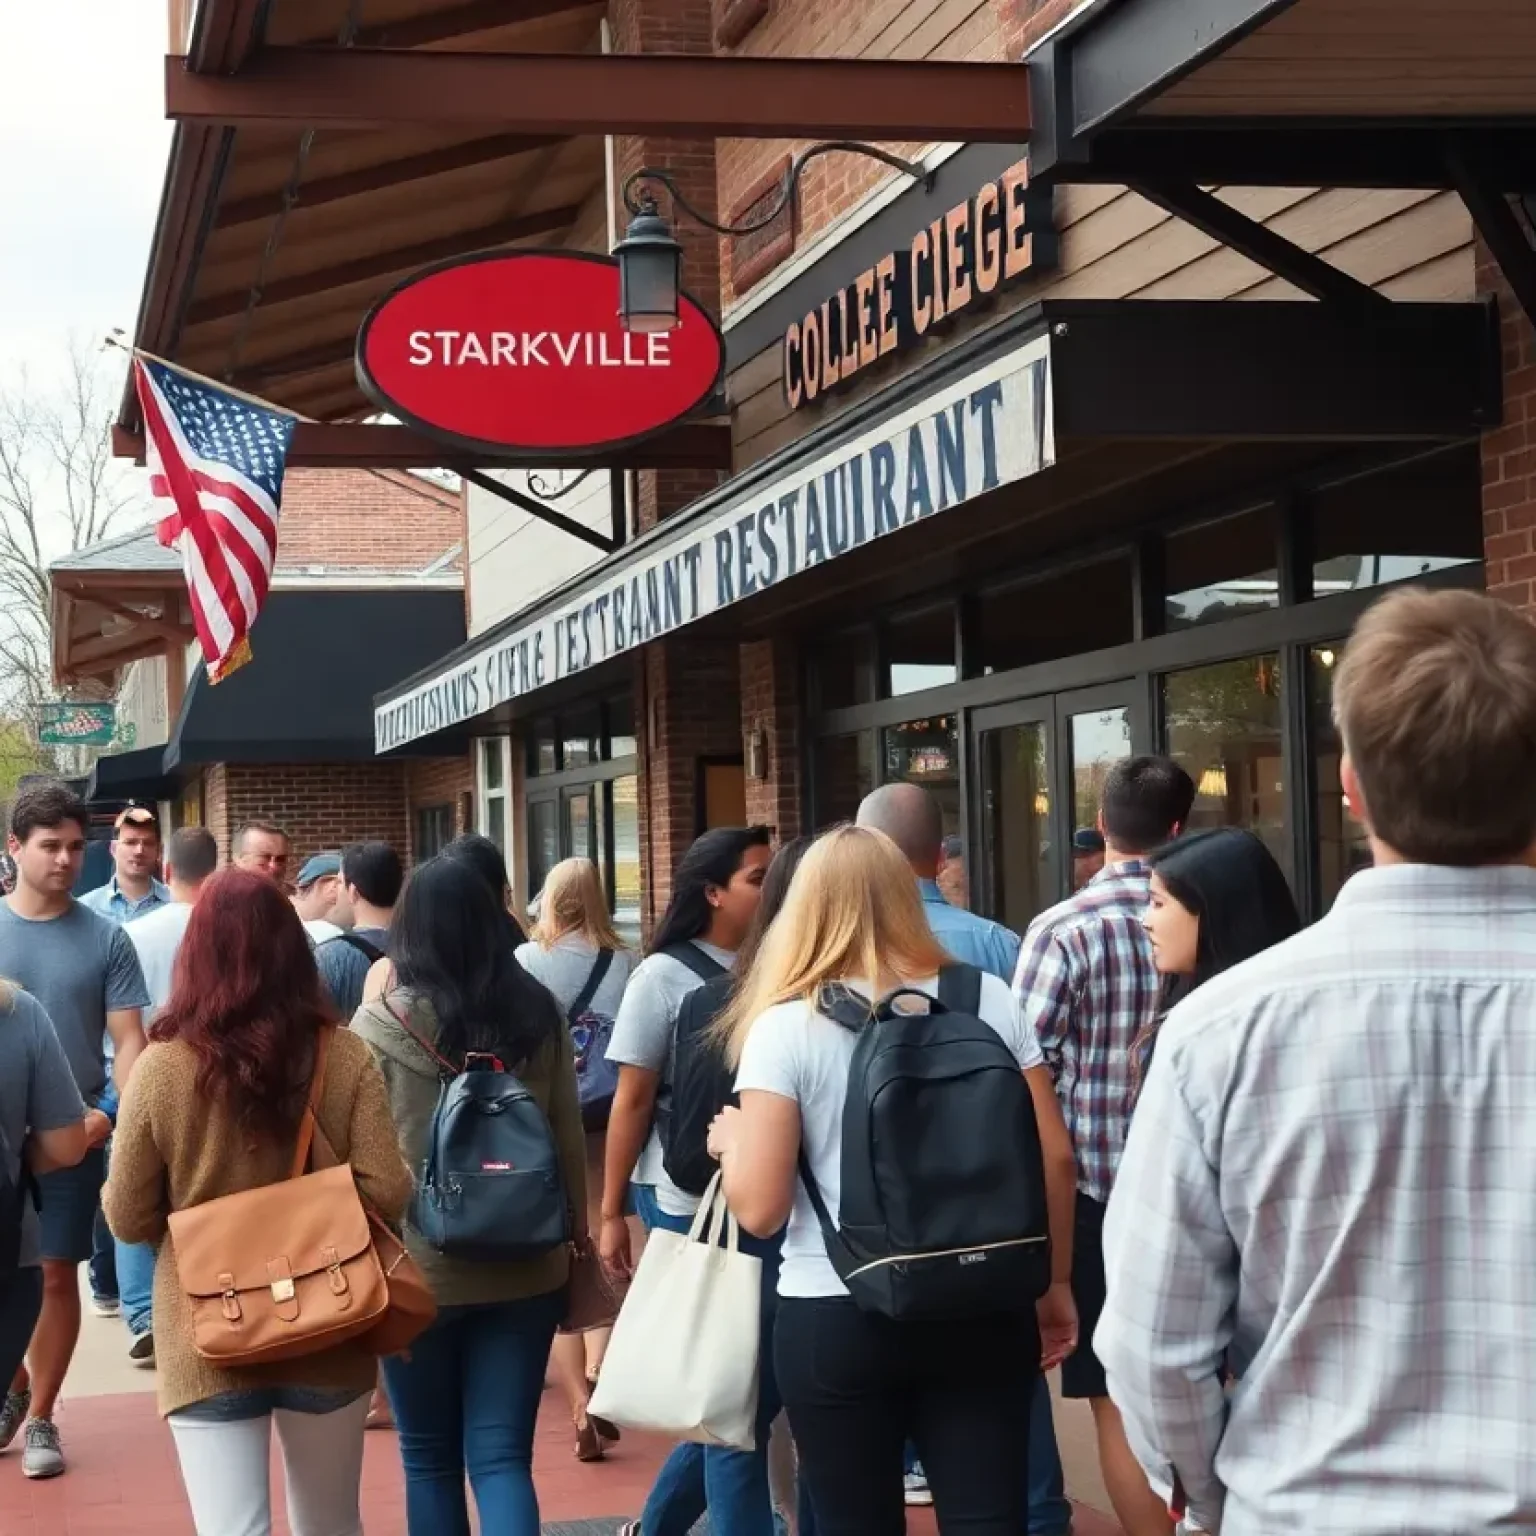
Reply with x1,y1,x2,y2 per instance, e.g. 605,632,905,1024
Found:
972,684,1145,933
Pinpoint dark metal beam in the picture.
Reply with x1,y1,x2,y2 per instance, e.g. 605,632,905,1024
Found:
185,204,582,324
350,0,601,47
165,47,1033,141
1064,0,1297,138
188,0,268,72
215,133,566,228
461,469,615,555
1127,181,1391,311
1050,121,1536,192
112,420,735,473
1446,144,1536,335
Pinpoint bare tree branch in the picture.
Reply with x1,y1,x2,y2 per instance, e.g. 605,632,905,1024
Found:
0,336,147,767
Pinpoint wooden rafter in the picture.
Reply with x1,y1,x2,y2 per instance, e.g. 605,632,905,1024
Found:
164,47,1034,141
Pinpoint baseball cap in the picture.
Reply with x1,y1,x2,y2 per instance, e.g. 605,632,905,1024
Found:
295,851,342,889
1072,827,1106,855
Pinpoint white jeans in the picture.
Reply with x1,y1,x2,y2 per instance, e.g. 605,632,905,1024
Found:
168,1393,372,1536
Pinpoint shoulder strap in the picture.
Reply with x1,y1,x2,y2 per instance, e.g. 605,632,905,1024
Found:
382,995,461,1078
327,931,384,964
568,949,615,1018
662,942,728,984
936,962,983,1017
289,1026,335,1180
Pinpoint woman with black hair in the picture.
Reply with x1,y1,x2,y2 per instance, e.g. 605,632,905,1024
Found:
599,824,773,1536
352,856,586,1536
1136,827,1301,1086
443,832,530,946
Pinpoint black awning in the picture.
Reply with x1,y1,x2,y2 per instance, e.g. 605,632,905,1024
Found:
84,746,177,804
165,587,467,768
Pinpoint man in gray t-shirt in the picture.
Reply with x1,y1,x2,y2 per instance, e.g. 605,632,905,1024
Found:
0,781,147,1479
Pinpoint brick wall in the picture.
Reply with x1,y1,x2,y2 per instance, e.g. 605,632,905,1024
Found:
211,762,411,869
275,468,462,574
1479,239,1536,613
636,638,745,926
612,0,727,531
741,637,803,839
405,754,475,861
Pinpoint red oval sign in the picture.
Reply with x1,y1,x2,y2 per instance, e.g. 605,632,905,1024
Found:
356,250,723,457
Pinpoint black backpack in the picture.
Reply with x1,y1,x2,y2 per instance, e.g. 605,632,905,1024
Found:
1,1121,37,1297
800,965,1050,1321
662,972,737,1196
391,1005,569,1263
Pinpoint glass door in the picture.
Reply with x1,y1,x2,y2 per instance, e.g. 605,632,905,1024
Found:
971,697,1055,936
969,682,1147,930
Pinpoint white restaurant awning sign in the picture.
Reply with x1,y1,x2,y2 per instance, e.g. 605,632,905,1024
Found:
375,332,1053,753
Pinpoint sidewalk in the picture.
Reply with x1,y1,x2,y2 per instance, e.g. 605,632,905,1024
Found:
0,1293,1125,1535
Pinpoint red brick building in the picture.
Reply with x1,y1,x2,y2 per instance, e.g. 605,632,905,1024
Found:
115,0,1535,938
52,467,473,868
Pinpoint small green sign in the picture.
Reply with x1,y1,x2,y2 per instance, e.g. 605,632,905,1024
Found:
38,702,116,747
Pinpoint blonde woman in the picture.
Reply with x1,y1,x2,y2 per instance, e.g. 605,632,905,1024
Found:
515,858,635,1461
707,826,1079,1536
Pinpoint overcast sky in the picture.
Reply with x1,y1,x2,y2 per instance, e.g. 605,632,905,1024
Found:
0,2,168,383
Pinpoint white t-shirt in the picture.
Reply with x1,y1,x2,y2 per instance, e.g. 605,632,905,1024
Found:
607,940,735,1217
125,901,195,1024
734,971,1043,1298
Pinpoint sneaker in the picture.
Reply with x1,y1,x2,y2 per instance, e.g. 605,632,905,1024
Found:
0,1388,30,1451
22,1418,64,1479
90,1295,121,1319
128,1330,155,1367
903,1471,933,1508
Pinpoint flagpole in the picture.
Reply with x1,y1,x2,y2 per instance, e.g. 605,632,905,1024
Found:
104,330,318,422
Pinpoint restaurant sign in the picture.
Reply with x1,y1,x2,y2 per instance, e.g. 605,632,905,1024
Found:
356,251,725,457
783,157,1055,411
376,333,1053,752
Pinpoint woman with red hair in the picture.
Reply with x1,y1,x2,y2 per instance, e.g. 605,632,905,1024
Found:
104,868,412,1536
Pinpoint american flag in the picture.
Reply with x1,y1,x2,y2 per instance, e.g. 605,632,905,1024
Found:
133,357,297,683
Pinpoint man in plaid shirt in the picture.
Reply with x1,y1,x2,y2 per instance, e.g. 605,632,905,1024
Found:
1098,588,1536,1535
1015,756,1194,1536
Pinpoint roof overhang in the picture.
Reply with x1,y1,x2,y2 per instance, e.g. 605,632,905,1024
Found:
373,295,1499,752
1029,0,1536,190
50,564,194,690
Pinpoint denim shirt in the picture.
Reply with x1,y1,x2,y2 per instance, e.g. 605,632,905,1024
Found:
918,880,1022,984
79,876,171,926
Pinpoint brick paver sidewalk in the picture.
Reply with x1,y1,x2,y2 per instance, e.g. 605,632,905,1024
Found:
0,1385,1124,1535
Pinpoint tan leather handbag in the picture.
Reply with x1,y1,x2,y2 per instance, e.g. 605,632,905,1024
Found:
168,1028,390,1367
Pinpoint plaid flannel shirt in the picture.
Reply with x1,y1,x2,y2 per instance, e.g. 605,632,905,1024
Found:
1097,863,1536,1536
1013,860,1160,1203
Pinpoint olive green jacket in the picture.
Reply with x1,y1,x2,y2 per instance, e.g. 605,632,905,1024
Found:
351,988,586,1309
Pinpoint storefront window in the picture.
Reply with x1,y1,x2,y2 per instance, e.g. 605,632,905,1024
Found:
885,607,957,697
527,799,560,899
972,557,1135,675
562,707,600,769
883,715,960,837
1068,706,1130,887
1310,449,1481,598
1162,654,1287,871
976,720,1053,932
1165,506,1280,630
814,628,877,711
478,738,511,856
530,727,557,776
414,804,452,863
610,776,641,939
812,732,875,828
1310,642,1372,906
607,696,637,759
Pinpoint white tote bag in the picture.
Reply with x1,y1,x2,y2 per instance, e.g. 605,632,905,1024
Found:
589,1172,762,1451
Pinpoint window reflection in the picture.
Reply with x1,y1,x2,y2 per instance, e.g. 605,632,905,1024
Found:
883,715,961,838
1165,507,1280,631
813,732,876,828
1069,708,1129,888
1309,643,1372,906
885,607,957,697
610,775,641,941
1163,654,1288,873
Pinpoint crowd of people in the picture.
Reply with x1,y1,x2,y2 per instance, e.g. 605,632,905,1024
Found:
0,584,1533,1536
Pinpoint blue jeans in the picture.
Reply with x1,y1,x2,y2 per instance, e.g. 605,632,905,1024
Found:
631,1185,781,1536
88,1206,118,1301
382,1289,563,1536
117,1239,156,1336
1025,1373,1071,1535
